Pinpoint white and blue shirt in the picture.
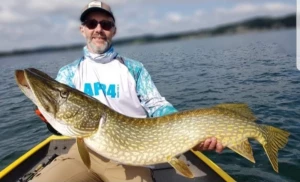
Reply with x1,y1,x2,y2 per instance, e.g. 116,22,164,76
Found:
55,47,177,118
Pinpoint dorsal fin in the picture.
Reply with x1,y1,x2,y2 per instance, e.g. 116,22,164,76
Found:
214,103,256,121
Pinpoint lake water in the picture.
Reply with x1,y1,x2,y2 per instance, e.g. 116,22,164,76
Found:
0,29,299,182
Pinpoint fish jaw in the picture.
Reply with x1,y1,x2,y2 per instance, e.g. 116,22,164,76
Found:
14,68,100,137
15,70,37,105
15,69,78,137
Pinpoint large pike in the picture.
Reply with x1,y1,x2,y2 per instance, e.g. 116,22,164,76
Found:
15,68,289,178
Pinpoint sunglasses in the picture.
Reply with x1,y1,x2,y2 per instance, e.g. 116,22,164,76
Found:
83,19,115,30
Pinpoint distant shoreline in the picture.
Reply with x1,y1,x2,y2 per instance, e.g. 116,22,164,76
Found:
0,13,295,58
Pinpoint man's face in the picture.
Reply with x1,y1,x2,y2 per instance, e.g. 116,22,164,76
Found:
80,11,116,54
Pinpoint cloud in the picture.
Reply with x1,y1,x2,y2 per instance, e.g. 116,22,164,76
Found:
195,10,205,17
0,1,296,52
216,4,257,14
207,2,296,28
0,9,27,23
166,12,183,23
154,2,295,33
214,2,295,17
0,1,30,23
264,2,295,12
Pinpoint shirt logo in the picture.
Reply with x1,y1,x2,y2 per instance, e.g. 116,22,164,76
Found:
84,82,119,98
88,1,102,8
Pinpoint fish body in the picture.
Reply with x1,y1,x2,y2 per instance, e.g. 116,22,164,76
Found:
15,68,290,178
87,106,258,165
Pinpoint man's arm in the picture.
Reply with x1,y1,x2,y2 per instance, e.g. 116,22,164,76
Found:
55,59,82,87
135,65,177,117
122,57,177,117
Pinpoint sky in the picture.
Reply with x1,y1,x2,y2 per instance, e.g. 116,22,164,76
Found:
0,0,296,52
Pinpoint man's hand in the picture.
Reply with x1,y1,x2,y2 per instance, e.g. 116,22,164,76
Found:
34,107,62,135
35,108,47,123
193,137,224,153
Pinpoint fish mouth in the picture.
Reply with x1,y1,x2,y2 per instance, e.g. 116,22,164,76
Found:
15,68,54,91
15,69,38,106
15,70,30,89
14,68,99,137
15,68,62,127
15,68,58,114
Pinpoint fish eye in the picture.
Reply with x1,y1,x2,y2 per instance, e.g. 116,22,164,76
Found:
60,90,69,98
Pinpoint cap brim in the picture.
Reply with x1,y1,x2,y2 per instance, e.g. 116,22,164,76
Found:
80,7,115,22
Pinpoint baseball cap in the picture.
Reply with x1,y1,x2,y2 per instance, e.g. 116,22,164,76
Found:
80,1,115,22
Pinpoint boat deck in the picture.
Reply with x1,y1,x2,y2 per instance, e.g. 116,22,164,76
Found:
0,136,235,182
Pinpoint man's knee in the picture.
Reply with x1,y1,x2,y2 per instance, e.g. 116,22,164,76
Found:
30,155,103,182
103,166,153,182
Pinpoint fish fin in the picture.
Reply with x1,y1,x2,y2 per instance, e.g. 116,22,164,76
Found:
99,113,107,128
228,139,255,163
77,137,91,169
167,156,194,178
214,103,256,121
260,125,290,173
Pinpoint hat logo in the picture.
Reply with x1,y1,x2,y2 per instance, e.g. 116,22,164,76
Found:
88,1,102,8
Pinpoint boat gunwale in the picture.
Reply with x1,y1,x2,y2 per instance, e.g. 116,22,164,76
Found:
0,135,69,178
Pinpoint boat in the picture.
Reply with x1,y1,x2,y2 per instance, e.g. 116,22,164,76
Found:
0,135,235,182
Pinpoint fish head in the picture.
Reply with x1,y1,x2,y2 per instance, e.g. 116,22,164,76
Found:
15,68,101,137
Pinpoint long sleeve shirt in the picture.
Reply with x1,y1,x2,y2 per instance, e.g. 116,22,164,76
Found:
56,47,177,118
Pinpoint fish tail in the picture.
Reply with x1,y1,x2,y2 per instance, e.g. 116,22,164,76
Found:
260,125,290,172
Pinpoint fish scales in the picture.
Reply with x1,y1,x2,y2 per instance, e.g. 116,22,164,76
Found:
14,68,290,178
84,108,259,165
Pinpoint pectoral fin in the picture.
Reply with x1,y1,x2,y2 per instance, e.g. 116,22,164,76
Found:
167,156,194,178
77,137,91,169
228,139,255,163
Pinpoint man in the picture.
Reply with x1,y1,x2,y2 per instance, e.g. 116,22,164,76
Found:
32,1,223,182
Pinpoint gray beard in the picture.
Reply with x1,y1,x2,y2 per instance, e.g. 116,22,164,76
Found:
88,40,111,54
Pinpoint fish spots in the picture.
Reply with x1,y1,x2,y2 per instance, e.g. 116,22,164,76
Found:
127,146,134,150
138,146,145,150
131,156,137,162
106,148,112,153
113,148,118,154
87,106,267,166
119,156,125,161
108,140,114,146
